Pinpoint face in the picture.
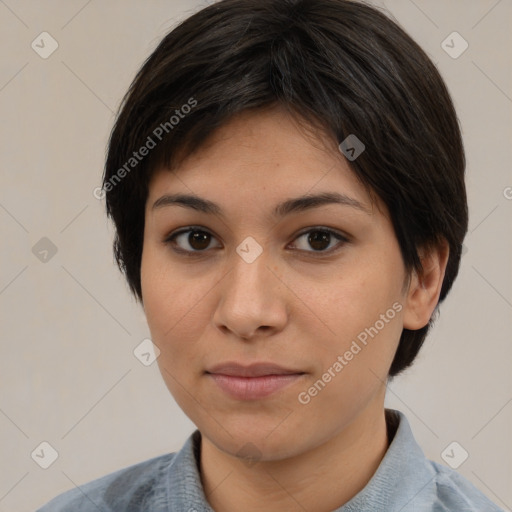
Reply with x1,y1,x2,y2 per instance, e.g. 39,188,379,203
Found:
141,106,409,462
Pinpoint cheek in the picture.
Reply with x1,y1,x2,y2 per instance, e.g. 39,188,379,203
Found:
290,264,404,407
141,247,184,342
141,248,215,369
143,274,207,408
296,280,402,418
291,261,401,346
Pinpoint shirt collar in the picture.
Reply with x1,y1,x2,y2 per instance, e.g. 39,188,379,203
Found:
164,408,434,512
336,409,435,511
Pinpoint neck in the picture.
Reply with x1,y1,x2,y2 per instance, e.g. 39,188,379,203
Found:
199,399,391,512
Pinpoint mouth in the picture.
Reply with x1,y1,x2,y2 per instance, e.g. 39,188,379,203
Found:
205,362,306,400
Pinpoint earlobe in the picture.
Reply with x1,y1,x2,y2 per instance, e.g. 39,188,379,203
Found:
402,240,450,330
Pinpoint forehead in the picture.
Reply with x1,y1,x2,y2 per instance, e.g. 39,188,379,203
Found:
146,107,378,217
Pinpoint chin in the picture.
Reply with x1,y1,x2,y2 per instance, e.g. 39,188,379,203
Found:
200,414,308,461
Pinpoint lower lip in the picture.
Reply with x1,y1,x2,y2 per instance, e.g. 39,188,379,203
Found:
207,373,304,400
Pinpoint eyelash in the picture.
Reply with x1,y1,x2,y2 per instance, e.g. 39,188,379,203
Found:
163,226,350,258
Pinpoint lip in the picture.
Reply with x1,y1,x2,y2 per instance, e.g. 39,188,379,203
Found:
206,362,304,377
206,362,306,400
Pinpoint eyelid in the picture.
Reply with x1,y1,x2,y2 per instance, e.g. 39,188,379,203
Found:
163,225,221,256
289,227,349,254
163,225,350,256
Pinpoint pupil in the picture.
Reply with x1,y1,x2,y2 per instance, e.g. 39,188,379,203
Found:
309,231,329,251
190,231,210,250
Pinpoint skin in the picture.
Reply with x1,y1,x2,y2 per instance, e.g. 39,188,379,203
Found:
140,105,449,512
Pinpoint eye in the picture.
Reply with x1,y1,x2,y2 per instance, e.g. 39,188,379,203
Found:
164,226,349,257
164,227,221,255
290,228,349,254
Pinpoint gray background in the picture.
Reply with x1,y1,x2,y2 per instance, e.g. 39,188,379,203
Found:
0,1,511,510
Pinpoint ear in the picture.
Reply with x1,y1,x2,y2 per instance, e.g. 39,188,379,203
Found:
402,239,450,330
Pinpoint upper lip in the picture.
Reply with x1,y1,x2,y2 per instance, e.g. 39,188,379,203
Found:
206,362,305,377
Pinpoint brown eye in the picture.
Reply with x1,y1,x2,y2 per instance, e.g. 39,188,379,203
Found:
187,230,211,250
165,228,221,254
164,226,348,257
307,231,331,251
291,228,348,254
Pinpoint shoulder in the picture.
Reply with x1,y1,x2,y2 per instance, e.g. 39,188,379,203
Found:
380,410,503,512
426,459,504,511
36,452,176,512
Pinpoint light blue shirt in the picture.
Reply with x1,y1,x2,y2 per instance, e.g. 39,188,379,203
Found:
36,409,503,511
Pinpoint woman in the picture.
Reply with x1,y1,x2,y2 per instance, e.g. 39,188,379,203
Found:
38,0,503,510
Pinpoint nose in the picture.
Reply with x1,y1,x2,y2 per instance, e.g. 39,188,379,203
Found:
212,249,288,341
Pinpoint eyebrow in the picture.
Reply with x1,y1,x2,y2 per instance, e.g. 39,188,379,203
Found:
151,191,372,217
